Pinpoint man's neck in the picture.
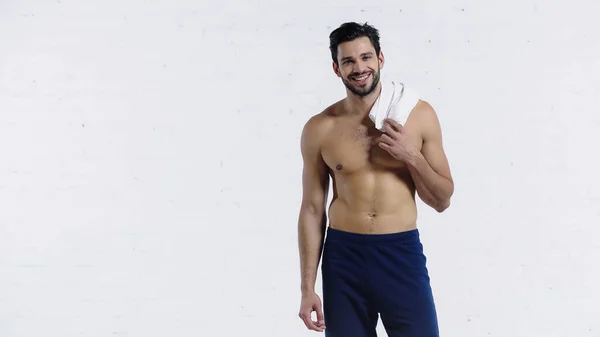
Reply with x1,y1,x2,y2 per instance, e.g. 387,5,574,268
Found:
343,83,382,117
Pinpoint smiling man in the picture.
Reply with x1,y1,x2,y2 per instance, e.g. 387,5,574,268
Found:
297,22,454,337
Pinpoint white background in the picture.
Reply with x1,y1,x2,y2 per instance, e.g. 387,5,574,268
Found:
1,0,599,336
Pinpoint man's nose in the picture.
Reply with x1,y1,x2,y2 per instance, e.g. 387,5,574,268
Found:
353,61,369,73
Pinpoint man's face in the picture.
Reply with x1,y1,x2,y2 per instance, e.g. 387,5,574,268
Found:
333,36,384,97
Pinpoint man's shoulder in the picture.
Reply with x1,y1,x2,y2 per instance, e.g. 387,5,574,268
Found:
410,99,443,138
412,99,435,118
302,101,341,137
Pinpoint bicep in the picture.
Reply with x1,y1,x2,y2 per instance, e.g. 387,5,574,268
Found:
300,120,330,214
419,102,453,183
301,155,330,213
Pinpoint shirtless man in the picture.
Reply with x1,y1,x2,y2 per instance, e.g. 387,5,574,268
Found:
297,22,454,337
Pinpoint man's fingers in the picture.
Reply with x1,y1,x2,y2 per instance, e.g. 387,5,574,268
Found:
316,305,324,322
383,123,397,138
385,118,403,130
379,142,390,150
380,134,393,144
299,309,326,332
315,305,325,328
299,313,313,329
299,311,320,331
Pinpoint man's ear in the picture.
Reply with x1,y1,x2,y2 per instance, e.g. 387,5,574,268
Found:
332,61,341,78
378,50,385,69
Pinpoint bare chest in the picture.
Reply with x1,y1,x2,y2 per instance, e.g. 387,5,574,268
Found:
321,123,422,174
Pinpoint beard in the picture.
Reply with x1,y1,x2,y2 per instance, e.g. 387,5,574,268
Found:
341,66,381,97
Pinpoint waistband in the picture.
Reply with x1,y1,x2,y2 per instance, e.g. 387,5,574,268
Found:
326,226,420,244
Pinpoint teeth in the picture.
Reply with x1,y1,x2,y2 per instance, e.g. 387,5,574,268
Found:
354,74,368,81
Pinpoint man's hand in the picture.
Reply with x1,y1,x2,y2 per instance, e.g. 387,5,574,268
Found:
378,118,419,162
298,291,326,332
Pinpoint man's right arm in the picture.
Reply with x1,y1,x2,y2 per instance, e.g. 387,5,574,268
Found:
298,116,330,294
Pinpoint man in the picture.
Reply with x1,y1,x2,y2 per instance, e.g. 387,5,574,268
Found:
297,22,454,337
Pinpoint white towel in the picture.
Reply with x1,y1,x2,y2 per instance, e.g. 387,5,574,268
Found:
368,80,420,131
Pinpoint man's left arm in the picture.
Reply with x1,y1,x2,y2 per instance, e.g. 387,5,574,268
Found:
406,100,454,212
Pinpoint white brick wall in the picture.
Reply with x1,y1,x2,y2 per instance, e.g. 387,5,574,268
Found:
1,0,599,336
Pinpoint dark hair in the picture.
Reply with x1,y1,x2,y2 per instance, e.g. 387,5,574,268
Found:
329,22,381,64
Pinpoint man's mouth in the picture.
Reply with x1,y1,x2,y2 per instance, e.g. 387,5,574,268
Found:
351,73,371,85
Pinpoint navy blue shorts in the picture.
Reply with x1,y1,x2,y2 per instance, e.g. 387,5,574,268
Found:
322,227,439,337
